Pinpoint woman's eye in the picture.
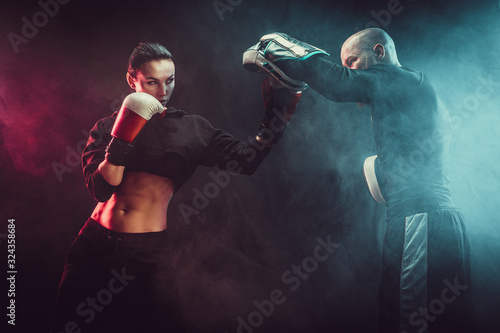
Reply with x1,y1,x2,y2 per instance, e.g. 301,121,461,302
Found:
148,81,158,85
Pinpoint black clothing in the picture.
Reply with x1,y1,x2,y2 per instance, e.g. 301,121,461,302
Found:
53,107,271,332
52,218,186,333
304,59,455,220
82,107,271,202
380,209,473,333
302,57,473,332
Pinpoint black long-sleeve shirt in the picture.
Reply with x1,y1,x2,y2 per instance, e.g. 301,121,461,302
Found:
82,108,271,202
304,59,455,219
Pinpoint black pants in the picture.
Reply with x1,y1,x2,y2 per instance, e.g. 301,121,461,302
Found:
52,218,186,333
378,208,474,333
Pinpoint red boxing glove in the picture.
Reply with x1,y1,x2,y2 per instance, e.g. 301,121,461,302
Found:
258,76,302,144
111,92,165,143
106,92,165,166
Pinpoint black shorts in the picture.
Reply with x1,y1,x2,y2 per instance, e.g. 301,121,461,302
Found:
378,208,474,333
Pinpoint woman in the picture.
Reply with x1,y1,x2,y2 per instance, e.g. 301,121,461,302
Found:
52,42,300,332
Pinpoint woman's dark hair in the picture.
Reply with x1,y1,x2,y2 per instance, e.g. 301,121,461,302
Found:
127,42,173,78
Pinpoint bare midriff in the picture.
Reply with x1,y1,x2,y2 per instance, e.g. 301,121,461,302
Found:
91,172,175,233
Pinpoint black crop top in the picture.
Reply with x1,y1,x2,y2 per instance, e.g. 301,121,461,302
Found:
82,107,271,202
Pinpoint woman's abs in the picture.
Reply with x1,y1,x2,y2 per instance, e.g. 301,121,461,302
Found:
91,172,175,233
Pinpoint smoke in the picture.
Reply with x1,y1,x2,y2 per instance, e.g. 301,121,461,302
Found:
1,0,499,332
395,2,500,325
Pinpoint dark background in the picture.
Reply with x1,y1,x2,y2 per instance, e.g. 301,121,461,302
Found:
1,0,499,332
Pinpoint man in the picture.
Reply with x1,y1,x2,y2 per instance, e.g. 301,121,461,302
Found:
243,28,473,332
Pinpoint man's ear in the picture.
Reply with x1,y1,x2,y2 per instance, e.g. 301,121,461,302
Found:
373,44,385,61
126,72,136,90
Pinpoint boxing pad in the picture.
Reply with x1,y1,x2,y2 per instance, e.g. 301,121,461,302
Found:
362,155,386,204
243,32,329,91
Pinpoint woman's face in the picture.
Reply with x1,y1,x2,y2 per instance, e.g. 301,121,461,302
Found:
128,59,175,107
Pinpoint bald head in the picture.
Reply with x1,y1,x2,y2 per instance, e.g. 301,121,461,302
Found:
340,28,401,69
